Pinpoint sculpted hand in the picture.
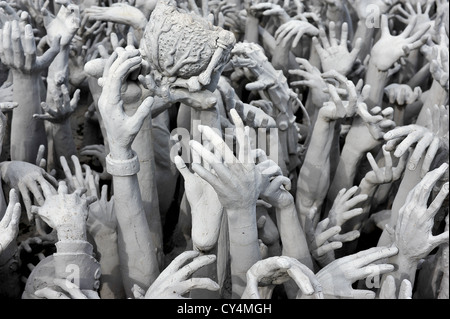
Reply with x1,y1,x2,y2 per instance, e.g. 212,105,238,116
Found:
174,155,223,252
0,21,60,74
97,45,153,160
86,184,116,239
393,163,449,262
289,58,329,107
189,109,262,211
31,180,96,242
84,3,147,32
33,83,80,123
274,19,319,48
42,0,80,47
370,15,429,71
328,186,367,241
384,83,422,106
141,251,219,299
316,246,398,298
384,104,448,176
0,190,21,255
242,256,323,299
313,22,361,75
0,160,58,220
249,2,290,24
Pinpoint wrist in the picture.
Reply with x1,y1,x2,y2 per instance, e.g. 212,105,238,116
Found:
56,225,87,242
387,250,419,284
106,150,140,176
108,144,135,161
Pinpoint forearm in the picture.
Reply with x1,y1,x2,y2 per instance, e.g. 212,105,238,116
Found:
276,202,314,270
131,115,164,270
245,13,259,44
353,20,374,63
227,206,261,299
297,119,335,207
416,80,448,125
11,71,47,162
328,143,363,203
113,173,160,295
364,61,389,109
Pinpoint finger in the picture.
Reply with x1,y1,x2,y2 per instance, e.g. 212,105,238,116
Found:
331,230,360,243
379,275,396,299
176,278,220,295
393,131,423,158
261,165,283,179
58,181,69,194
161,250,200,281
315,225,341,247
174,155,193,181
128,96,153,133
34,287,70,299
340,22,349,46
71,155,84,187
351,246,399,268
328,21,338,47
53,279,87,299
315,241,342,257
417,163,448,204
398,279,412,299
421,137,440,177
36,35,61,70
408,132,433,171
18,184,32,221
352,264,395,281
425,182,449,219
342,208,365,222
197,125,235,165
27,180,45,206
286,267,315,296
40,179,57,198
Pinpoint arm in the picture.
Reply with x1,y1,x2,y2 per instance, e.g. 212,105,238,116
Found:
364,14,429,109
381,164,449,295
96,46,159,296
41,2,81,171
0,21,60,163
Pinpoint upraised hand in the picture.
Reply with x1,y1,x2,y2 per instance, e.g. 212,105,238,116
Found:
275,18,319,48
313,22,361,75
384,104,448,176
42,0,80,47
33,83,80,123
0,160,58,221
316,246,398,298
369,14,430,71
393,163,449,263
0,21,60,74
30,180,96,242
174,155,223,252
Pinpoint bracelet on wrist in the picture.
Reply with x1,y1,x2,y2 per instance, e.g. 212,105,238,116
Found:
106,151,140,176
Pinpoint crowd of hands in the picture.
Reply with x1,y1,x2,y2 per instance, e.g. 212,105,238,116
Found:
0,0,448,299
